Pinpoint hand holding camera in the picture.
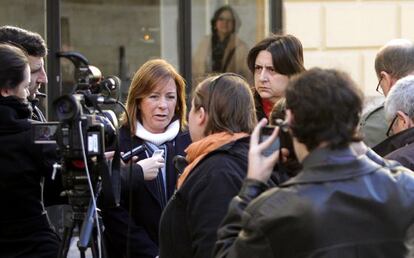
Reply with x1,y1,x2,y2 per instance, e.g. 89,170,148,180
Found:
247,118,281,183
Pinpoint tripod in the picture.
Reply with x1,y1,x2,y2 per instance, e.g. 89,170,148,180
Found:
57,192,104,258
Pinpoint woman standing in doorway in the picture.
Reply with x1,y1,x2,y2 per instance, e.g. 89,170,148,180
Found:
193,5,251,84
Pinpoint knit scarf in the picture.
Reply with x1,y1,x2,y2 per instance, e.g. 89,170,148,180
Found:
176,131,249,189
135,119,180,146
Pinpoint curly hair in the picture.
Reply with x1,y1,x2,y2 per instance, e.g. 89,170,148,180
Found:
285,68,363,151
0,25,47,57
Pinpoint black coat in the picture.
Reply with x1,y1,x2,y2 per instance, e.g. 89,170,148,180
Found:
386,142,414,171
102,126,191,258
159,137,250,258
214,147,414,258
254,92,267,121
372,127,414,157
0,97,60,258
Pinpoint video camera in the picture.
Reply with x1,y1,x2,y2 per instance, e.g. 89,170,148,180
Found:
47,51,121,211
32,51,123,257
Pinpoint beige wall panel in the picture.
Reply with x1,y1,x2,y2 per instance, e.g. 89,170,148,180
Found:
401,3,414,41
304,50,362,86
362,50,381,97
325,3,398,48
284,3,323,49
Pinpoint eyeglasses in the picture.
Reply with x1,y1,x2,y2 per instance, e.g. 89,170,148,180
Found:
217,17,234,22
376,77,383,95
386,115,398,137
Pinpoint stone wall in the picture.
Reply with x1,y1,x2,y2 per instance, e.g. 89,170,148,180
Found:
284,0,414,97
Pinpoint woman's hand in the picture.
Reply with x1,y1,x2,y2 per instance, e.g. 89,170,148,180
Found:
247,118,280,183
137,156,165,181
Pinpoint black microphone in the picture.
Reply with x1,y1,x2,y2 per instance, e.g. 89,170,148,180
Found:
86,94,118,104
121,145,147,162
173,155,188,176
99,75,121,92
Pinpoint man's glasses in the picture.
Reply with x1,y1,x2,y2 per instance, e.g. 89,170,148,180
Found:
376,77,383,95
386,115,398,137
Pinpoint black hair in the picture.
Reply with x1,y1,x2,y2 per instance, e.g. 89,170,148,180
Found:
0,25,47,57
247,34,305,76
286,68,363,150
0,43,29,90
210,5,240,35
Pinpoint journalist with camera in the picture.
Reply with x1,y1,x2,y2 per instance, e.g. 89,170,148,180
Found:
214,68,414,258
0,43,60,257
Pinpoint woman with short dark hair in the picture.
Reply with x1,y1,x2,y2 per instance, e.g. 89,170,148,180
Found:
0,43,60,257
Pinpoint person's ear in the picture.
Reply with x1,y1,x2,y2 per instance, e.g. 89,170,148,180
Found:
285,109,294,126
381,71,398,95
197,107,208,126
396,111,413,130
0,88,12,97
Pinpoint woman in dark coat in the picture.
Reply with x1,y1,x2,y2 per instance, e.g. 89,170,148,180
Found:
159,73,257,258
0,43,60,257
102,59,191,258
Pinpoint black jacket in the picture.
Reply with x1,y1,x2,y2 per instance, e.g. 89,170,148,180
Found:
372,127,414,157
214,147,414,258
0,97,59,258
386,142,414,171
254,92,267,121
159,137,250,258
102,126,191,258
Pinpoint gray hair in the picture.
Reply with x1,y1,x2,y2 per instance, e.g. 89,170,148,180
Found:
375,39,414,80
385,75,414,122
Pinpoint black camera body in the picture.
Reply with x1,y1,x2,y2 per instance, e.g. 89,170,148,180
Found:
55,95,103,155
51,52,121,210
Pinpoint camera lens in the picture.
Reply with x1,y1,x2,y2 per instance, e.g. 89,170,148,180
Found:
53,95,81,122
57,98,73,114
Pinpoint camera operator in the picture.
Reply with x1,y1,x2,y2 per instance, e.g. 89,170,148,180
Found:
0,25,68,237
0,43,59,257
0,25,48,122
213,68,414,258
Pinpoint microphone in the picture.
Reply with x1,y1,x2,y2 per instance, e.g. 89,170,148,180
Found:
86,76,121,105
173,155,188,176
86,94,118,104
99,75,121,92
121,145,147,162
35,91,47,98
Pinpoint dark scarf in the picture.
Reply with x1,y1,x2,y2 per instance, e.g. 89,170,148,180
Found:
0,96,32,134
212,34,231,72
